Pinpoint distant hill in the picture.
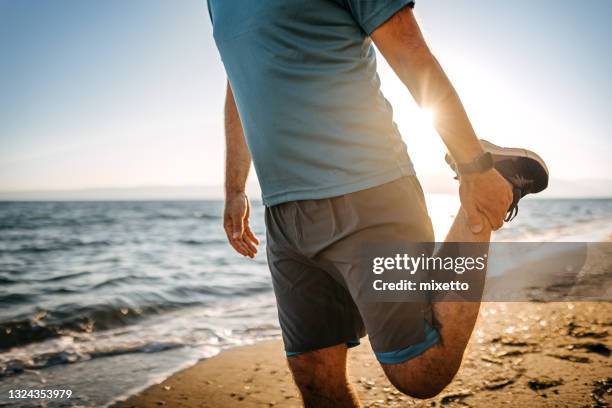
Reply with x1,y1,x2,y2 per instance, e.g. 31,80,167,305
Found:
0,185,227,201
0,177,610,201
417,174,612,199
539,178,612,199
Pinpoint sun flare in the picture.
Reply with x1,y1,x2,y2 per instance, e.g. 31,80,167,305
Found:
420,108,435,125
412,108,437,137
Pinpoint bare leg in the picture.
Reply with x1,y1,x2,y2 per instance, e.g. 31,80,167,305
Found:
381,207,492,399
287,343,360,408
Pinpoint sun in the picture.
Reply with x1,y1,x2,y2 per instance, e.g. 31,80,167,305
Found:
419,108,435,125
413,108,436,136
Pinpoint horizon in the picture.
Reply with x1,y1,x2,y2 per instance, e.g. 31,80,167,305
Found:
1,175,611,201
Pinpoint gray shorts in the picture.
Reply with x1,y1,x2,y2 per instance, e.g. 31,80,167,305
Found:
265,176,441,364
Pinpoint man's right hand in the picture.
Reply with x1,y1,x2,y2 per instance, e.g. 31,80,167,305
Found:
223,192,259,258
459,169,513,232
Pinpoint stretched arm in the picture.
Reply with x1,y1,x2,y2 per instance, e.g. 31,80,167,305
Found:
371,7,512,231
223,81,259,257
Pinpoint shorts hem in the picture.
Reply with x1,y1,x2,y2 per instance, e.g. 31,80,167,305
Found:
286,339,362,357
374,323,440,365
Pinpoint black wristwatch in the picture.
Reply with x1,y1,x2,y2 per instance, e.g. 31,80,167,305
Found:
455,152,494,175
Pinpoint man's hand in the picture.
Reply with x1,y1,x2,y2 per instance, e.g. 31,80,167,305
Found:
459,169,513,232
224,192,259,258
223,82,258,258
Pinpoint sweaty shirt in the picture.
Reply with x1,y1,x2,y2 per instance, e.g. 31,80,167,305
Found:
207,0,416,206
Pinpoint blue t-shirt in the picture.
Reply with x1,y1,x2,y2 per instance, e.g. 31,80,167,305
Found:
207,0,416,206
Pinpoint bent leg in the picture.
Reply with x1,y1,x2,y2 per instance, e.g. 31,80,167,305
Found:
287,343,360,408
382,207,491,399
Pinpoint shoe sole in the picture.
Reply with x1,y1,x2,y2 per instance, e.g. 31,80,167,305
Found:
445,140,550,194
480,140,549,175
480,139,549,194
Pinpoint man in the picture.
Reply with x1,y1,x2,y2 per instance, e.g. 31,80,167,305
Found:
207,1,548,406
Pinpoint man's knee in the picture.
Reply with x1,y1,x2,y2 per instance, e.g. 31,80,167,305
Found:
381,354,461,399
385,368,457,399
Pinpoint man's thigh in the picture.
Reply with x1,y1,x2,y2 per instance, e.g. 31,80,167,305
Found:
265,205,366,355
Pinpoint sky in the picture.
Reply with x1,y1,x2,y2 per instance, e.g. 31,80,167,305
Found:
1,0,611,196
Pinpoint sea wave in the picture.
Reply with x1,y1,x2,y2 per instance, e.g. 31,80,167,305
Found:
4,239,113,254
0,339,185,379
0,302,182,352
0,297,280,382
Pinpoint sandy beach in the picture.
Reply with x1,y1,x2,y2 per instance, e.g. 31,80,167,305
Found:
114,244,612,408
114,302,611,407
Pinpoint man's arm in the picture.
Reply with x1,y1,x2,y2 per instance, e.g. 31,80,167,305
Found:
371,7,512,231
224,81,259,257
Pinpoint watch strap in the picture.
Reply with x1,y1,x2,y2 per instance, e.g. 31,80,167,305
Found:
455,151,494,175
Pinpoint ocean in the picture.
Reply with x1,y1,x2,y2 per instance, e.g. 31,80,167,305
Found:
1,197,611,407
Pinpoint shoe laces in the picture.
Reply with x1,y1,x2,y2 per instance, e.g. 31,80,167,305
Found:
504,187,521,222
508,174,533,191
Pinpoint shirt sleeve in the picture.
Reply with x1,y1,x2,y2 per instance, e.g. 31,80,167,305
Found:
206,0,213,24
344,0,415,35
